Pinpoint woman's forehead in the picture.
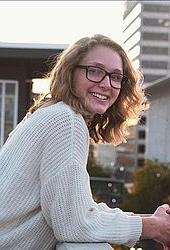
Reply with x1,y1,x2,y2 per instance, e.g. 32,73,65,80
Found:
81,45,123,72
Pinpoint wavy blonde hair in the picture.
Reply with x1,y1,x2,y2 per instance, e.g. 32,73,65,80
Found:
29,34,148,145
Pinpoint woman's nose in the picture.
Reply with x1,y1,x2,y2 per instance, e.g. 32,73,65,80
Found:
99,75,111,88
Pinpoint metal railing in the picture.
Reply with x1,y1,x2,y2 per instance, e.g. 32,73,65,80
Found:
57,242,113,249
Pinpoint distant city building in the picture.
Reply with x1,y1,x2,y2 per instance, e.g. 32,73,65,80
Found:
123,0,170,82
145,76,170,165
93,143,116,169
115,126,137,171
116,1,170,171
115,117,146,172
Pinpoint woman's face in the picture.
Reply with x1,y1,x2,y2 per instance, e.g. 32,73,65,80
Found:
73,45,123,114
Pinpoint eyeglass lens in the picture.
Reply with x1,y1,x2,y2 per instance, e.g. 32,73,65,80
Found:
87,66,125,88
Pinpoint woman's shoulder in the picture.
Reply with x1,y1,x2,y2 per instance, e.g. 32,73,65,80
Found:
37,101,80,119
6,102,87,144
33,101,87,130
32,102,89,142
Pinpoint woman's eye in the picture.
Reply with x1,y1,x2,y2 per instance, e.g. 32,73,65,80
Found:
89,68,103,75
89,69,97,74
111,74,122,82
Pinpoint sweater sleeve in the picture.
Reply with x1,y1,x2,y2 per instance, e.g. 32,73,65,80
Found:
40,107,142,247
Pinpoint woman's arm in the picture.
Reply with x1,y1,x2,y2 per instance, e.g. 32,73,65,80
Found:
40,108,142,247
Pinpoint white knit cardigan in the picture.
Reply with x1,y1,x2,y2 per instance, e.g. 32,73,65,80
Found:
0,102,142,249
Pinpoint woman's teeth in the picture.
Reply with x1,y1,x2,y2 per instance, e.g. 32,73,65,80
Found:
92,93,108,100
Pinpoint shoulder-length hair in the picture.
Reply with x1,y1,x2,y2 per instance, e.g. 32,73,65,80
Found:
29,34,148,145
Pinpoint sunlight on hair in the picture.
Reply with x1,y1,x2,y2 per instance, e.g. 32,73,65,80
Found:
127,118,138,126
32,78,50,94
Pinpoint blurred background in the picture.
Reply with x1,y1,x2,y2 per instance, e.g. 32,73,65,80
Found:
0,1,170,249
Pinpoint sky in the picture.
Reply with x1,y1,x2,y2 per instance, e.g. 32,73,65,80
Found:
0,0,125,93
0,1,125,46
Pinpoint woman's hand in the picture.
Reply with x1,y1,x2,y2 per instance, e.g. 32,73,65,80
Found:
141,204,170,246
153,204,170,246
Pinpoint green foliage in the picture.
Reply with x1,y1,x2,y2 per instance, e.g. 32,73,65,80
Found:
121,159,170,214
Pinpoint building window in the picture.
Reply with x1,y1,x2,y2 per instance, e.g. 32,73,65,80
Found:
143,18,170,27
142,61,168,70
141,60,168,69
0,80,18,146
143,4,170,13
138,144,145,154
137,158,145,167
142,32,168,41
138,130,146,139
141,46,168,55
139,116,146,125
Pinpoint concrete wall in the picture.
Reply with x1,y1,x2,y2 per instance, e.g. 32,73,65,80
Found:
146,81,170,164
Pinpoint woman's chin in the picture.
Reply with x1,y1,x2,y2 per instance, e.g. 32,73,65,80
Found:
87,105,108,115
84,99,110,115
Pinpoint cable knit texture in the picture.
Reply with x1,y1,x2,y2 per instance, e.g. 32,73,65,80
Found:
0,101,142,249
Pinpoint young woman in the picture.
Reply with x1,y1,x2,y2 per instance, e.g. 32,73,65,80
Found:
0,34,170,249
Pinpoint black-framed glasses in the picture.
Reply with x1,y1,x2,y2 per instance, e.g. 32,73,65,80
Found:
76,65,129,89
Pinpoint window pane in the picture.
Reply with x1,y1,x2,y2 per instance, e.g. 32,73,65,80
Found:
139,130,146,139
4,95,15,142
143,4,169,13
138,144,145,153
142,46,168,55
6,83,15,94
142,32,168,41
0,80,18,146
142,60,167,69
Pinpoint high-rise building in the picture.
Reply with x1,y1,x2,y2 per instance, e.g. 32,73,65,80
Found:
123,0,170,83
116,1,170,172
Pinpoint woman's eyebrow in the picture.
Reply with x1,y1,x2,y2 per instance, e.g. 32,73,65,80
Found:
87,62,123,74
84,62,105,68
98,64,123,74
112,68,123,74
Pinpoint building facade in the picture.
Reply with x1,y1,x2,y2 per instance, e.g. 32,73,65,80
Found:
116,1,170,171
0,42,66,146
93,143,116,169
123,0,170,82
145,76,170,165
